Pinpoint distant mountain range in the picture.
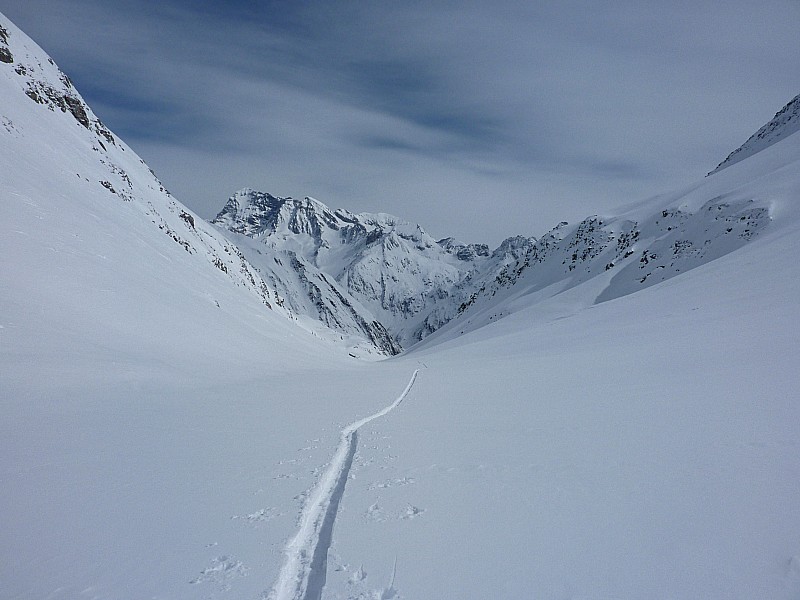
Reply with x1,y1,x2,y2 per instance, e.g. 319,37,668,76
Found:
209,93,795,349
2,10,797,355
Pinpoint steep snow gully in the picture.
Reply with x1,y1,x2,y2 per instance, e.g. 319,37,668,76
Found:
270,370,419,600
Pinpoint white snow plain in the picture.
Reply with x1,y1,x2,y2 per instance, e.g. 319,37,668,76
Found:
2,11,800,600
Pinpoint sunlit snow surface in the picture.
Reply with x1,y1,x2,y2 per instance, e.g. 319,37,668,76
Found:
2,11,800,600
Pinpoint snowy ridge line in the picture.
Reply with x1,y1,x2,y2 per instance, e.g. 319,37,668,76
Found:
269,370,419,600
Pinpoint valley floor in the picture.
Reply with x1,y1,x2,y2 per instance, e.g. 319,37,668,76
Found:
3,215,800,600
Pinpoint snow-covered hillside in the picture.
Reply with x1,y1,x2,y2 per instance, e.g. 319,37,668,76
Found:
321,111,800,599
0,18,292,314
1,13,406,598
423,179,776,346
412,95,800,347
211,172,777,354
709,93,800,174
2,10,800,600
0,14,402,358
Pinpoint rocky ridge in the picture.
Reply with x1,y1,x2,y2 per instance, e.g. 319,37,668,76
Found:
212,189,537,347
709,93,800,174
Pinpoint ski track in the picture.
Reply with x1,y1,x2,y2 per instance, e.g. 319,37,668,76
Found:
270,370,419,600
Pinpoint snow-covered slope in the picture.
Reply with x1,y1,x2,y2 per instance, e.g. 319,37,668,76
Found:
0,16,286,318
212,92,799,350
423,193,773,346
331,224,800,599
213,188,536,346
226,228,402,356
418,96,800,346
0,14,401,357
318,104,800,600
709,92,800,174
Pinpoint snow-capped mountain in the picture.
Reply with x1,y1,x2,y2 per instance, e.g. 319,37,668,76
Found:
212,188,536,347
709,93,800,174
211,154,777,352
425,195,771,344
417,96,800,346
209,93,800,350
0,14,406,358
224,226,402,356
210,190,402,354
6,0,784,364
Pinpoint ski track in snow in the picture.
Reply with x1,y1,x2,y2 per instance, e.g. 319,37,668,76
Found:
269,370,419,600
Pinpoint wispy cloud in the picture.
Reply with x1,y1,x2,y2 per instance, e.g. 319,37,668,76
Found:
3,0,799,244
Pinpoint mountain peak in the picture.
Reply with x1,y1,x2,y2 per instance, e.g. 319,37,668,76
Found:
709,93,800,175
211,188,289,236
213,188,361,239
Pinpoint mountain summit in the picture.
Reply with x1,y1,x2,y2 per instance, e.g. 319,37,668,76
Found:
212,187,536,347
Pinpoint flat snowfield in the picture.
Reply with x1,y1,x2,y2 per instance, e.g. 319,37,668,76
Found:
3,218,800,599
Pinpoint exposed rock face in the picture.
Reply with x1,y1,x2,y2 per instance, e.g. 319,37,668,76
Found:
5,23,115,144
0,24,13,63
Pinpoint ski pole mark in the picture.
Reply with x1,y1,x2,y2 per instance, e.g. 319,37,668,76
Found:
269,370,419,600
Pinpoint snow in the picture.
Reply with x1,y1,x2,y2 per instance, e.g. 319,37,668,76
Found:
270,371,417,600
212,187,531,348
2,10,800,600
709,93,800,174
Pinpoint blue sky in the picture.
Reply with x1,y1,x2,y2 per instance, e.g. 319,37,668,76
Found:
4,0,799,244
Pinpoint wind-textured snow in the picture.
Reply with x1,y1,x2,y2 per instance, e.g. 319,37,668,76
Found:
2,10,800,600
